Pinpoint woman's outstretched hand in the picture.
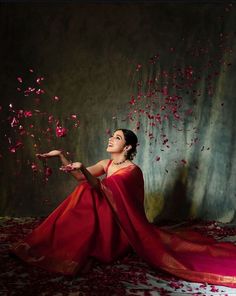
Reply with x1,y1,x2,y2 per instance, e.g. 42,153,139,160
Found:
60,162,83,172
36,150,62,159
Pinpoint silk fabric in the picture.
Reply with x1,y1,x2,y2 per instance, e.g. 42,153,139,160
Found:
12,164,236,287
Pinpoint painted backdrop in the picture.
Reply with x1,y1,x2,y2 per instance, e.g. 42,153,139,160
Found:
0,3,236,222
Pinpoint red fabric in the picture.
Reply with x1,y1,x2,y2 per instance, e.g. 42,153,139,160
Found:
12,164,236,286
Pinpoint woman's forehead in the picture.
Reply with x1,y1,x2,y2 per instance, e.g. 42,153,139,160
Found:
113,130,124,138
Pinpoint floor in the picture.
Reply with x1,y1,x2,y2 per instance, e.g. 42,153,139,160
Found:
1,217,236,296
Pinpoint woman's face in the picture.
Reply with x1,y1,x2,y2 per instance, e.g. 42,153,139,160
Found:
106,130,126,153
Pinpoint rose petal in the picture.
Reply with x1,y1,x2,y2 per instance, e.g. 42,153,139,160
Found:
9,141,23,153
56,126,67,137
10,117,19,127
44,166,52,178
31,163,38,172
71,114,77,120
24,110,33,118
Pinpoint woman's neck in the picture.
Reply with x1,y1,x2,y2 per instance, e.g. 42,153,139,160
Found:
110,153,127,164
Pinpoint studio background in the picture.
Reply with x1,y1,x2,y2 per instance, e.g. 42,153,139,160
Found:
0,2,236,222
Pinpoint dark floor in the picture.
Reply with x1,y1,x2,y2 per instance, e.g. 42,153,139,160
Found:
1,217,236,296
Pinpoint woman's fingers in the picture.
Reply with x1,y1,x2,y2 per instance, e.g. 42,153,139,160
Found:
36,153,48,159
36,150,61,159
60,164,74,172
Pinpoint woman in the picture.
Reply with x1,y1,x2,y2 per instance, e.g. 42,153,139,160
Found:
12,129,236,287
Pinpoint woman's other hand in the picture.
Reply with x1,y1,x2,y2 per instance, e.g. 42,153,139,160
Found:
36,150,62,159
60,162,83,172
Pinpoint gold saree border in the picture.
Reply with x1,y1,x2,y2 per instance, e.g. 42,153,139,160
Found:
163,265,236,287
11,241,80,275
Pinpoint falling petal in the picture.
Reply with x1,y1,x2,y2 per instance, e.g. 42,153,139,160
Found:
10,117,19,127
31,163,38,172
44,166,52,180
24,110,33,118
162,86,168,96
35,89,45,95
106,128,111,135
181,159,187,165
56,126,67,137
48,115,54,123
9,141,23,153
136,64,142,71
129,96,136,105
71,114,77,120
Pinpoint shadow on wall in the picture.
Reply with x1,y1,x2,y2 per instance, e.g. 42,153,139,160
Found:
145,166,192,225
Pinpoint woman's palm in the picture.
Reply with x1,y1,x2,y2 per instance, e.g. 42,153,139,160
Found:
36,150,61,158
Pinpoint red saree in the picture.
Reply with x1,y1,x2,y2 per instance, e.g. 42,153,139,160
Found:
12,163,236,287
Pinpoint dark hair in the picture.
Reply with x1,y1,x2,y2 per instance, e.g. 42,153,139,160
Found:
116,128,138,160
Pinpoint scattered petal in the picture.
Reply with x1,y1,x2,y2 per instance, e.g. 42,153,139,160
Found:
9,141,23,153
31,162,38,172
53,96,59,101
56,126,67,137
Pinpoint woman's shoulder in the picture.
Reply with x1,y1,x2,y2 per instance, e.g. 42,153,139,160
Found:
99,159,111,166
130,163,143,174
98,159,111,171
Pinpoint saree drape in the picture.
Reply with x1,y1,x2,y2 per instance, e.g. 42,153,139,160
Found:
12,163,236,287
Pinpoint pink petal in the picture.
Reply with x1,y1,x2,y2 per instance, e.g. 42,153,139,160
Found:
31,163,38,172
48,115,54,123
55,126,67,137
10,117,19,127
24,110,33,118
162,86,168,96
44,166,52,178
106,128,111,135
71,114,77,120
136,64,142,71
9,141,23,153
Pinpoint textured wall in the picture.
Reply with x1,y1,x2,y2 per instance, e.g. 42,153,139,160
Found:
0,3,236,222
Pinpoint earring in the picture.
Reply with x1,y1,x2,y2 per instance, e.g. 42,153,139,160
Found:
124,151,128,158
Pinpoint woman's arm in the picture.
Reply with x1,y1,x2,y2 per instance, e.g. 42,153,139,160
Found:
61,160,108,189
36,150,84,181
37,150,109,185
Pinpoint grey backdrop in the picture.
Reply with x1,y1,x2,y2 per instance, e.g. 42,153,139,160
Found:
0,2,236,222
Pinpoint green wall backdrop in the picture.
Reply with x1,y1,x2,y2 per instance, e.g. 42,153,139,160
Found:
0,2,236,222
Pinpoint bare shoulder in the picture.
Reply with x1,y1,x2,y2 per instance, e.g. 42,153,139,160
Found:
98,159,110,170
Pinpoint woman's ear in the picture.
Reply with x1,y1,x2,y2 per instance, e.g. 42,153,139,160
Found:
125,145,132,152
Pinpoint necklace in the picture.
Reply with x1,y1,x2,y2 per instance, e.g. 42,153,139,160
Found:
112,159,127,165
